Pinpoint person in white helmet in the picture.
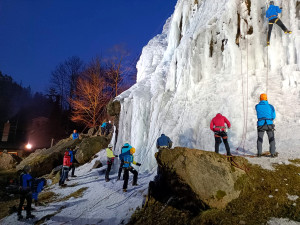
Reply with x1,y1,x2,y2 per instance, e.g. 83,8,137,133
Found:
105,144,118,182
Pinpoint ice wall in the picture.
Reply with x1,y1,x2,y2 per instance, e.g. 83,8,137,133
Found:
116,0,300,171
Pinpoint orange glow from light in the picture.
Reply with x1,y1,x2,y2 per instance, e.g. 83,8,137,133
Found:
25,143,32,150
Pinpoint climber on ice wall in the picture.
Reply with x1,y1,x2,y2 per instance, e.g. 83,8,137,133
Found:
266,1,292,46
255,93,277,157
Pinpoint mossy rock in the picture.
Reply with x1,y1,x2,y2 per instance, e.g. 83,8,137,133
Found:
107,100,121,116
75,136,110,164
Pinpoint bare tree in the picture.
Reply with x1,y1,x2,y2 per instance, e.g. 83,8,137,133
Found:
50,56,84,110
69,58,109,128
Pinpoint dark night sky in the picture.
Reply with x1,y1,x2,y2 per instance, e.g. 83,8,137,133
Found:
0,0,177,92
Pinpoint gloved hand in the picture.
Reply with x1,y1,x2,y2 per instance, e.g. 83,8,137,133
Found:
114,154,119,157
280,7,282,9
136,163,141,166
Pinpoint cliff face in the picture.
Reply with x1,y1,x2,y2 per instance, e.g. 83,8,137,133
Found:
115,0,300,171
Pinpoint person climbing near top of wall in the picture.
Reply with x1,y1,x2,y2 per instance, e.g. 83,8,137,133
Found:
266,1,292,46
255,93,277,157
119,147,141,192
156,134,172,150
210,113,232,156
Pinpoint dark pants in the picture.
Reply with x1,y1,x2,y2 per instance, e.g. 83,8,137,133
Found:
268,18,288,42
214,131,231,155
123,167,138,189
18,190,32,216
105,159,114,180
59,167,69,185
69,164,75,176
257,124,276,155
118,160,124,179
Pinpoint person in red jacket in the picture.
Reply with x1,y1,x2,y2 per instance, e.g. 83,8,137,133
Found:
210,113,232,156
59,151,71,186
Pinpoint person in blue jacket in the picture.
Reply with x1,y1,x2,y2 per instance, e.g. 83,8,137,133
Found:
156,134,172,150
68,148,77,178
119,147,141,192
32,178,46,206
255,93,277,157
101,122,107,135
18,165,35,220
266,1,291,46
72,130,79,140
117,142,132,180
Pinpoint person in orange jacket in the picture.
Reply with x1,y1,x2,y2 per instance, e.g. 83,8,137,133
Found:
210,113,232,156
59,151,71,186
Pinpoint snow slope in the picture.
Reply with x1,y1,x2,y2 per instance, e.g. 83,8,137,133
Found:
115,0,300,171
0,151,155,225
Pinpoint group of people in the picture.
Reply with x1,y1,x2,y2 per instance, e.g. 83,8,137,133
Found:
210,93,277,157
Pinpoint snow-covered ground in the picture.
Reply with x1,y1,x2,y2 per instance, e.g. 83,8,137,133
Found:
0,151,155,225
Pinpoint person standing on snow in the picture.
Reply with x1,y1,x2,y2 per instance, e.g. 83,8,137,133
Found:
117,142,133,180
18,165,35,220
119,147,141,192
72,130,79,140
255,93,277,157
156,134,172,150
105,144,118,182
210,113,232,156
59,151,71,186
68,148,77,178
266,1,292,46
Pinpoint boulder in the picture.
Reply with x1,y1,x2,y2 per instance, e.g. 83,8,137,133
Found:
75,136,110,164
107,100,121,116
155,147,246,209
16,138,81,177
0,153,21,170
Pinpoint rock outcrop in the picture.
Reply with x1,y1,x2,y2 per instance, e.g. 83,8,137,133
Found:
16,139,80,177
0,152,22,170
75,136,110,164
155,147,246,209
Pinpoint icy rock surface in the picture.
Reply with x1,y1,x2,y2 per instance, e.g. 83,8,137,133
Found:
116,0,300,171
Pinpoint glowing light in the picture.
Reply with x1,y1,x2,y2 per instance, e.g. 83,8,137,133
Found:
25,143,32,150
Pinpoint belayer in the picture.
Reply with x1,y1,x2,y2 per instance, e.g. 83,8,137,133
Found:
59,151,71,186
117,142,133,180
105,144,118,182
255,93,277,157
18,165,35,220
68,148,77,178
210,113,232,156
119,147,141,192
266,1,292,46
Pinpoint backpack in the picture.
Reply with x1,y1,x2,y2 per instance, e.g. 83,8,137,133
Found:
123,155,133,168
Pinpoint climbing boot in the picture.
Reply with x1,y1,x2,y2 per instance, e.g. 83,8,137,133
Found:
132,183,138,186
123,189,127,192
271,152,278,158
105,178,110,182
116,177,120,181
257,153,262,157
285,30,292,34
267,41,270,46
